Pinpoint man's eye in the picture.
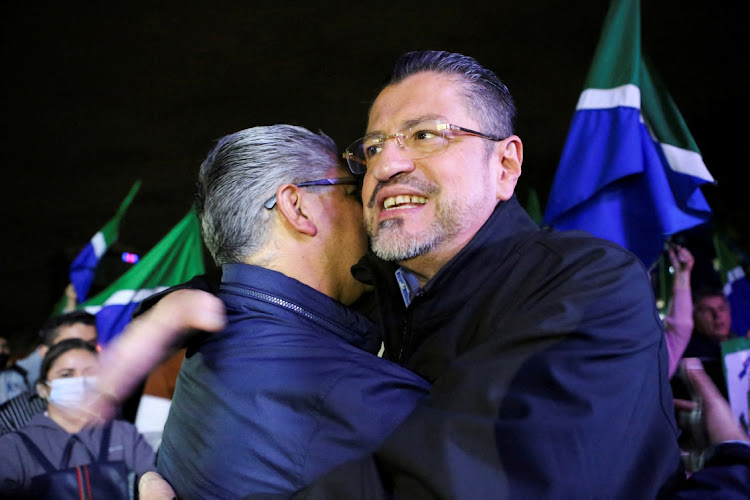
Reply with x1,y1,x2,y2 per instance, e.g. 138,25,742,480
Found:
364,144,382,158
413,129,438,141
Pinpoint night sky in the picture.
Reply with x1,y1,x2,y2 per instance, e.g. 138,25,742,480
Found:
2,1,748,347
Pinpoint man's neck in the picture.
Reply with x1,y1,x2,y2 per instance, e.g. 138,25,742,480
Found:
246,243,357,305
397,231,479,287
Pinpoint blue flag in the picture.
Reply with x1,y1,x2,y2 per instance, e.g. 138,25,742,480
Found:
69,180,141,303
79,209,205,345
542,0,714,269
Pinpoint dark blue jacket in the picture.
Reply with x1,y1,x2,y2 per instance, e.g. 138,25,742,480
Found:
157,263,429,499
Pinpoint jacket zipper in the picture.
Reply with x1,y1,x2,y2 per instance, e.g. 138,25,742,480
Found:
398,290,422,364
220,284,353,341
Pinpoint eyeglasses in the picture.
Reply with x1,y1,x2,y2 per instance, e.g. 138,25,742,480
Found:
263,177,359,209
342,118,505,175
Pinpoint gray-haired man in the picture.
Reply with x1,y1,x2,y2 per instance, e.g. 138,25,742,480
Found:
151,124,428,499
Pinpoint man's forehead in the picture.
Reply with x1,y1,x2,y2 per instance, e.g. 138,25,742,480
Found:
367,71,471,133
56,323,98,342
364,114,445,137
695,296,729,308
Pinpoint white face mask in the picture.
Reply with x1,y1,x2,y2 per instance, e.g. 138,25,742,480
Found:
47,376,98,409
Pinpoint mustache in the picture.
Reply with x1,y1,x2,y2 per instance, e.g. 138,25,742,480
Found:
367,175,438,209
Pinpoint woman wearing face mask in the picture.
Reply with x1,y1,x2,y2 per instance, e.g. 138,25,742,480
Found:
0,338,156,494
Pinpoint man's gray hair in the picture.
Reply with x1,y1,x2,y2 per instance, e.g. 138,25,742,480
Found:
383,50,516,143
195,124,340,266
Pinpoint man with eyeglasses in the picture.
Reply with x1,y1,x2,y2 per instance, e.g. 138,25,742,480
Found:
283,50,686,499
147,124,429,499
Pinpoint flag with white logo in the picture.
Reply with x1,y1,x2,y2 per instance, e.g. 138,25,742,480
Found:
542,0,714,269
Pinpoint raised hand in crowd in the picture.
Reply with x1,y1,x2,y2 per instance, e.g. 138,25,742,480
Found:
81,289,225,424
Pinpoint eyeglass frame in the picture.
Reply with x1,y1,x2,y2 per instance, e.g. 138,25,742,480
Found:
342,119,506,175
263,177,359,209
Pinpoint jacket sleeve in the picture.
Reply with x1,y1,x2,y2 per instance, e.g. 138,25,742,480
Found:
664,442,750,499
377,244,681,498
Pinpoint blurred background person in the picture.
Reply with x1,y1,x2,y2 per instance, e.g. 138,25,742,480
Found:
0,335,30,405
682,287,734,397
0,310,98,435
671,357,750,497
664,244,696,378
0,338,156,496
15,283,81,388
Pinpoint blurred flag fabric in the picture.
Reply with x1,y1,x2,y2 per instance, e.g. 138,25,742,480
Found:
69,180,142,303
524,187,543,227
79,209,205,345
542,0,714,269
713,232,750,337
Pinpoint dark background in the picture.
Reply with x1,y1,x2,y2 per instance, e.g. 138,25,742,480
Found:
1,1,747,349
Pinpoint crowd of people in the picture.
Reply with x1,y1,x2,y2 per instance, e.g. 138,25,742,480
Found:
1,50,749,499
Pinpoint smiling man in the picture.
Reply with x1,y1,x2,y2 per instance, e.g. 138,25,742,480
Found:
296,50,684,499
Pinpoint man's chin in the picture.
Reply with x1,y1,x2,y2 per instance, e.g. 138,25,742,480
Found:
371,236,428,263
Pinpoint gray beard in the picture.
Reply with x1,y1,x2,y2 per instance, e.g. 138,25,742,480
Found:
366,170,492,263
370,218,440,262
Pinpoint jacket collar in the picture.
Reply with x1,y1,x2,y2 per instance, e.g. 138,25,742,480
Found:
354,195,539,292
221,263,381,353
421,194,539,295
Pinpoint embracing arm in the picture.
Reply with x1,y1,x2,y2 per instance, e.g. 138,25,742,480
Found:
84,289,225,422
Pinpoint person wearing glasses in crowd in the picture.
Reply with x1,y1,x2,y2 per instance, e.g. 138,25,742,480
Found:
136,124,428,499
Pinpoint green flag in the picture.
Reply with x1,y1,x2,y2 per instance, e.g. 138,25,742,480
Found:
80,209,205,344
52,180,142,315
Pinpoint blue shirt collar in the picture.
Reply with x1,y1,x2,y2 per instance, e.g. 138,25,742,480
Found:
395,267,421,307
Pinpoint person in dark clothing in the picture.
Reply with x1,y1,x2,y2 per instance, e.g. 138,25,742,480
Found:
121,124,429,499
279,48,678,499
680,286,736,399
0,338,155,495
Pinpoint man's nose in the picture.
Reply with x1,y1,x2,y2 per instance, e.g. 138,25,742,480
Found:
370,138,415,181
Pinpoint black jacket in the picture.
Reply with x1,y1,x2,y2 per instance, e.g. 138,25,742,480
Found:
302,195,683,499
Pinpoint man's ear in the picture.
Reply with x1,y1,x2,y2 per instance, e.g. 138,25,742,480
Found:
276,185,318,237
495,135,523,201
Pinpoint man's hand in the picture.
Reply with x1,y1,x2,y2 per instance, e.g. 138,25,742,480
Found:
677,357,749,445
139,471,177,500
668,245,694,290
80,289,226,425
